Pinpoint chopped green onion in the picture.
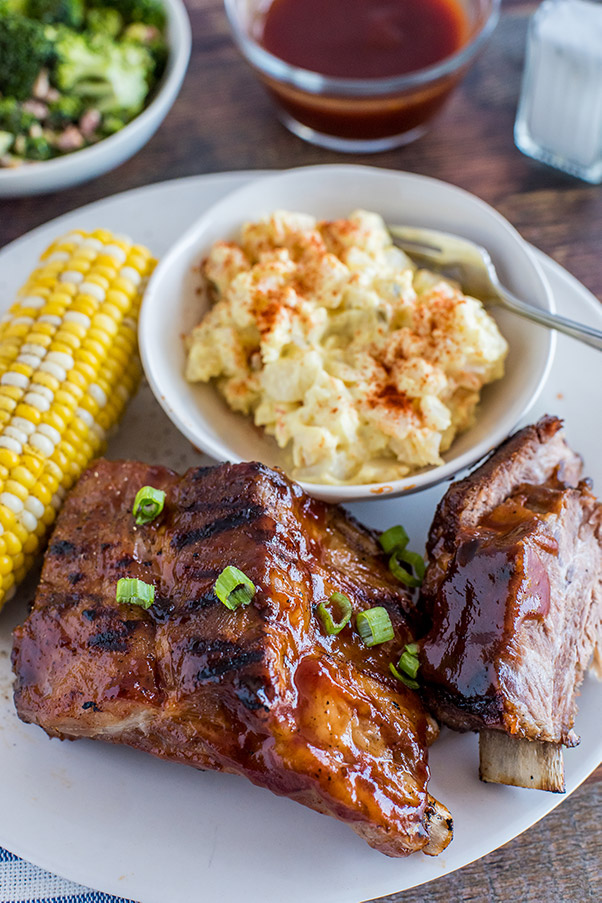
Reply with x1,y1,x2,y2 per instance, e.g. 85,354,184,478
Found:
389,662,420,690
379,525,425,588
317,592,352,635
389,548,425,588
116,577,155,609
133,485,166,525
390,641,421,688
398,648,420,680
356,606,394,647
214,565,256,610
379,525,409,554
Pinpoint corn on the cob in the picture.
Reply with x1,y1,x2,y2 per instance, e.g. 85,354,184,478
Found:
0,229,155,610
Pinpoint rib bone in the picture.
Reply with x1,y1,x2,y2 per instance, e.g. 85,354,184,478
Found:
479,730,565,793
423,795,453,855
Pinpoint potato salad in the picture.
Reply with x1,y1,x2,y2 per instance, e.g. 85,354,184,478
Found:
185,210,508,485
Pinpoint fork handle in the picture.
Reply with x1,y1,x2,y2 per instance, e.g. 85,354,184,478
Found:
497,285,602,351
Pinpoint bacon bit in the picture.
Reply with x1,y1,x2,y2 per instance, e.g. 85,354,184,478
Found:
22,100,48,120
32,69,50,100
133,24,160,42
56,126,84,151
79,108,101,138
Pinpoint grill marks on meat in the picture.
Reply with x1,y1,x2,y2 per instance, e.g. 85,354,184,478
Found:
12,459,449,857
418,416,602,746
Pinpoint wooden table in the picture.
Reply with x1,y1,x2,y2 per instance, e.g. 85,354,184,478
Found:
0,1,600,900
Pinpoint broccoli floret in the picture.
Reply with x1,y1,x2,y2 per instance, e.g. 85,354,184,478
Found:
86,6,123,36
0,0,27,14
46,93,83,127
26,0,84,28
0,130,14,155
23,133,53,159
53,30,153,116
13,131,53,159
88,0,164,29
99,110,127,135
123,22,167,79
0,97,36,133
0,10,53,100
149,34,167,79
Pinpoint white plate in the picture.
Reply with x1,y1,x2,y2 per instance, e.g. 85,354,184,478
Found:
0,172,600,903
140,164,554,503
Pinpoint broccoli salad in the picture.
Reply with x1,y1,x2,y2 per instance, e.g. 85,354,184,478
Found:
0,0,168,166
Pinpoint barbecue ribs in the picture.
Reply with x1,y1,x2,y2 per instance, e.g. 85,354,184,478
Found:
13,459,451,857
417,416,602,788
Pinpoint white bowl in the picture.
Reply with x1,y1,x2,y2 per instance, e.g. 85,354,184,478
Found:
140,164,555,503
0,0,191,197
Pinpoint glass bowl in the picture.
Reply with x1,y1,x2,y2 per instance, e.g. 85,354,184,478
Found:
224,0,501,152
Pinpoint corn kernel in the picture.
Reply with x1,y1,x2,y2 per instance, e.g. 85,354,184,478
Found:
24,535,39,555
0,556,12,576
14,403,42,425
40,410,66,433
32,371,60,393
105,289,131,313
11,466,37,490
0,448,20,470
12,522,27,545
31,482,52,506
4,480,29,502
71,298,98,318
13,565,27,584
3,531,22,556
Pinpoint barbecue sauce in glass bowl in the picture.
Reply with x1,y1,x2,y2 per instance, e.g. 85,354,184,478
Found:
224,0,500,151
261,0,468,79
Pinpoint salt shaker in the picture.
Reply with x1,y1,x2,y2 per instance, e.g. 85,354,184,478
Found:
514,0,602,184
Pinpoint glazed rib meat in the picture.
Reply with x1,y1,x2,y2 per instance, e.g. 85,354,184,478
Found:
12,459,451,858
418,416,602,746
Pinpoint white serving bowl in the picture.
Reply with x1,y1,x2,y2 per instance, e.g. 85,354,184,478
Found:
139,164,555,503
0,0,191,197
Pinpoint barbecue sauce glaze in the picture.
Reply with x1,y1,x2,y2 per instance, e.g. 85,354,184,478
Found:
419,485,562,703
13,459,441,856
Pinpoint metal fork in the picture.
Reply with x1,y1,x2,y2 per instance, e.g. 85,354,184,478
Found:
389,225,602,352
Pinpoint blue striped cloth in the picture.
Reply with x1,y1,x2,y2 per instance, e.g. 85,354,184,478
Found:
0,848,135,903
